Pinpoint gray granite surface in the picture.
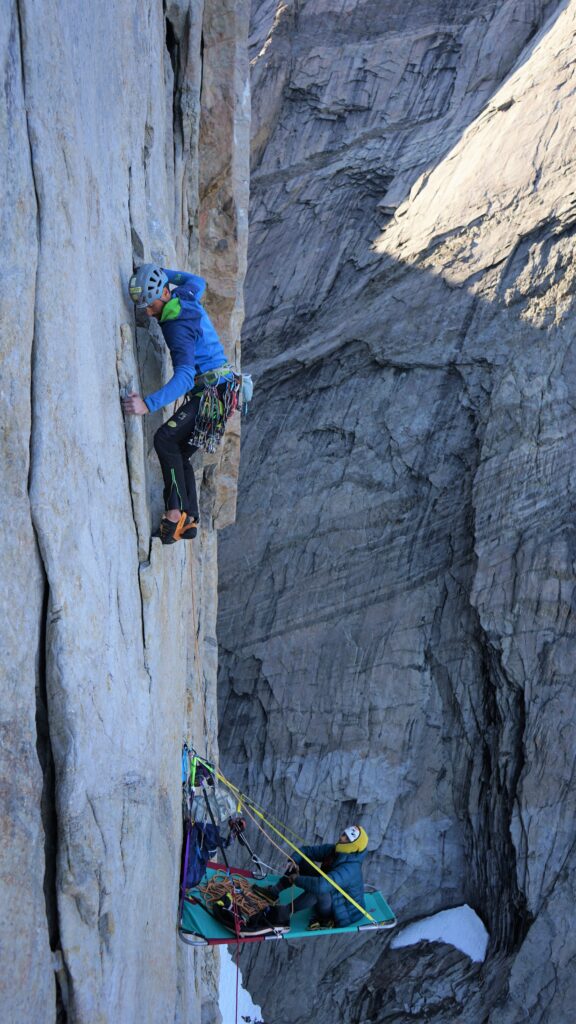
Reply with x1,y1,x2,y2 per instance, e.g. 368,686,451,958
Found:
218,2,576,1020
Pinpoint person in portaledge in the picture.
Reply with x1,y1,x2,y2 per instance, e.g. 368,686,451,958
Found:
123,263,236,544
261,825,368,930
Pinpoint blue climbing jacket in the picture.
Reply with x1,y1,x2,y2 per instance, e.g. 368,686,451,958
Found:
293,844,367,927
144,268,228,413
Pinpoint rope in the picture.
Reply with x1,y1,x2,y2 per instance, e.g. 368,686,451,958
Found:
230,786,309,847
233,830,271,879
212,765,376,925
232,887,241,1024
236,801,297,873
193,756,294,861
235,944,240,1024
235,803,296,918
194,755,309,846
188,752,376,923
198,872,271,916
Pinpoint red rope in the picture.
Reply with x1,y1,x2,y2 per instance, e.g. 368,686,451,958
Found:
232,887,242,1024
235,941,240,1024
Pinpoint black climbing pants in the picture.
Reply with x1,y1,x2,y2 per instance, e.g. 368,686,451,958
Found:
153,392,203,518
271,869,333,919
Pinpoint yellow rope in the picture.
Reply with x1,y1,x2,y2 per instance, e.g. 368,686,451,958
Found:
193,755,307,844
237,799,298,872
233,790,309,847
211,763,376,924
235,800,297,916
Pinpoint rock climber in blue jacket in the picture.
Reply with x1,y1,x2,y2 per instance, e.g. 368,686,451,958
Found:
123,263,237,544
261,825,368,930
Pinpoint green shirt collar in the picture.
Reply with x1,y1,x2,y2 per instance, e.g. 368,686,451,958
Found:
160,296,181,322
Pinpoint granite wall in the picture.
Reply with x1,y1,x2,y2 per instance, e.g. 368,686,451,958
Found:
0,1,249,1021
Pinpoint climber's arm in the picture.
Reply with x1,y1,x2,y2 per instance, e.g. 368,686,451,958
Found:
163,268,206,299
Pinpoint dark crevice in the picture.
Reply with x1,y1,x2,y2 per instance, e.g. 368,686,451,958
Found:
449,393,532,954
131,228,145,262
35,575,58,948
55,982,68,1024
200,29,205,98
33,557,70,1024
119,399,151,674
17,0,69,1018
456,396,532,954
32,536,70,1024
164,6,191,168
165,12,179,78
15,0,41,239
469,621,533,953
138,569,154,694
116,327,152,682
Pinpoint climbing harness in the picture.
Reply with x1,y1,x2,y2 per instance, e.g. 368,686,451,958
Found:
185,366,236,454
176,365,254,454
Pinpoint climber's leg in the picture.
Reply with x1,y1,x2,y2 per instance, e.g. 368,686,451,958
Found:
179,439,200,532
153,394,202,542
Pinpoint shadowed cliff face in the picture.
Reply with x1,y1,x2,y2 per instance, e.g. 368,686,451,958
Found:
218,1,576,1021
0,2,248,1022
244,0,563,365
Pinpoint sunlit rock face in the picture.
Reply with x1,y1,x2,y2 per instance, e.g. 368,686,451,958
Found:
218,1,576,1021
0,1,248,1022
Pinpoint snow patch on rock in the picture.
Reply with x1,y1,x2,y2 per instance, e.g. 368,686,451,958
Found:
391,905,489,963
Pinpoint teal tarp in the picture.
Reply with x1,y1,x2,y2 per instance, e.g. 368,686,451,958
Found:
180,868,396,945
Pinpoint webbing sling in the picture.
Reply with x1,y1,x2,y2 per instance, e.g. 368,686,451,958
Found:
195,757,376,925
193,364,234,387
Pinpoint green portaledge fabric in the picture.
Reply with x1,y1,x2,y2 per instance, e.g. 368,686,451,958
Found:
180,869,396,943
160,296,181,322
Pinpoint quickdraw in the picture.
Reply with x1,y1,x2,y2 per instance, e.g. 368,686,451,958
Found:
186,368,241,454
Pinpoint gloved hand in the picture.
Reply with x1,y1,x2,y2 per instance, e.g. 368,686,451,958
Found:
284,860,299,880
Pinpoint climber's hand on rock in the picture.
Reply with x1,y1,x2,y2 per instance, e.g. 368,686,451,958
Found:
122,392,148,415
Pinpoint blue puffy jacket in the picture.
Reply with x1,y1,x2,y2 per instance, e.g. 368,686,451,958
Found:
293,844,367,927
144,268,228,413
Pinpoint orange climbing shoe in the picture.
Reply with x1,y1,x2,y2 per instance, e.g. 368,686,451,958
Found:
180,515,199,540
159,512,187,544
